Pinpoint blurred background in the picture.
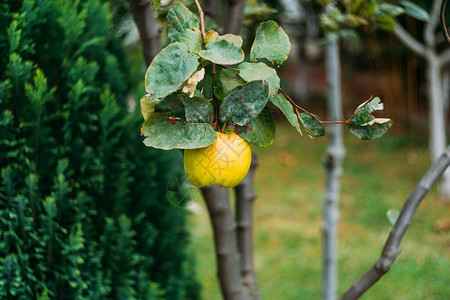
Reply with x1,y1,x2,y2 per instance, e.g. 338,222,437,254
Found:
0,0,449,299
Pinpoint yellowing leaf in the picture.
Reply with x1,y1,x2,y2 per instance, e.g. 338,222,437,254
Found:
205,30,219,44
140,94,157,121
182,68,205,97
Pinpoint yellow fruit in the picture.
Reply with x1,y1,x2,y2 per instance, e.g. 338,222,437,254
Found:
184,131,252,188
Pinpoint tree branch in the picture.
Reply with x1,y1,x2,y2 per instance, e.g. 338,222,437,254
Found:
235,153,261,300
201,186,245,300
126,0,161,66
193,0,206,39
339,145,450,300
440,0,450,43
392,22,426,58
425,0,443,46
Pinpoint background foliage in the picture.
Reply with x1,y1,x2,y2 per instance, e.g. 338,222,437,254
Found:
0,0,199,298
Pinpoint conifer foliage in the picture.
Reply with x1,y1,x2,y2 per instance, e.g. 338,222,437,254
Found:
0,0,200,299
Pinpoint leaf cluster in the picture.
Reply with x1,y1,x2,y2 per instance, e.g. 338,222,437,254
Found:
141,2,393,151
318,0,430,38
142,3,292,149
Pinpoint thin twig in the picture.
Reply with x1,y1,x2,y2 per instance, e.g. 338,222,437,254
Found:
339,145,450,299
321,121,347,124
278,88,322,121
441,0,450,43
279,88,346,125
193,0,206,39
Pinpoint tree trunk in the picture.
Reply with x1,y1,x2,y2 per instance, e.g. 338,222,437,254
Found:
427,51,450,199
126,0,161,66
235,153,261,300
427,51,446,161
322,36,345,300
201,186,246,300
224,0,245,35
204,0,222,29
442,66,450,115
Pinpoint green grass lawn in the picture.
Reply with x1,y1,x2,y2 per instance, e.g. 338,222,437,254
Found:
187,122,450,300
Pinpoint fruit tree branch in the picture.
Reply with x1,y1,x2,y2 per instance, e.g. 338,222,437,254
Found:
424,0,443,46
339,145,450,300
392,22,426,58
440,0,450,43
193,0,206,39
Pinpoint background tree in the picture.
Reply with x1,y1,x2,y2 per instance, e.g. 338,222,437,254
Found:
390,0,450,199
0,0,199,298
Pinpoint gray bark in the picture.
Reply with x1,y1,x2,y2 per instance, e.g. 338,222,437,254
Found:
442,66,450,115
201,186,246,300
126,0,161,66
322,35,345,300
339,145,450,299
426,52,446,162
235,153,261,300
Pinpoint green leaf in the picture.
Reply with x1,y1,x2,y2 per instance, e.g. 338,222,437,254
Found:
250,21,290,65
270,93,301,134
198,64,214,100
140,94,157,121
213,68,245,100
198,39,244,65
167,3,199,43
183,94,214,123
339,29,360,48
299,113,325,137
218,34,243,48
156,93,185,119
379,3,404,17
347,118,392,140
400,1,429,22
400,1,430,22
156,93,214,123
142,114,216,150
177,29,203,53
150,0,161,11
347,97,384,124
238,107,275,147
219,80,270,126
377,15,397,31
238,62,280,94
346,97,392,140
386,209,400,226
145,43,199,99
